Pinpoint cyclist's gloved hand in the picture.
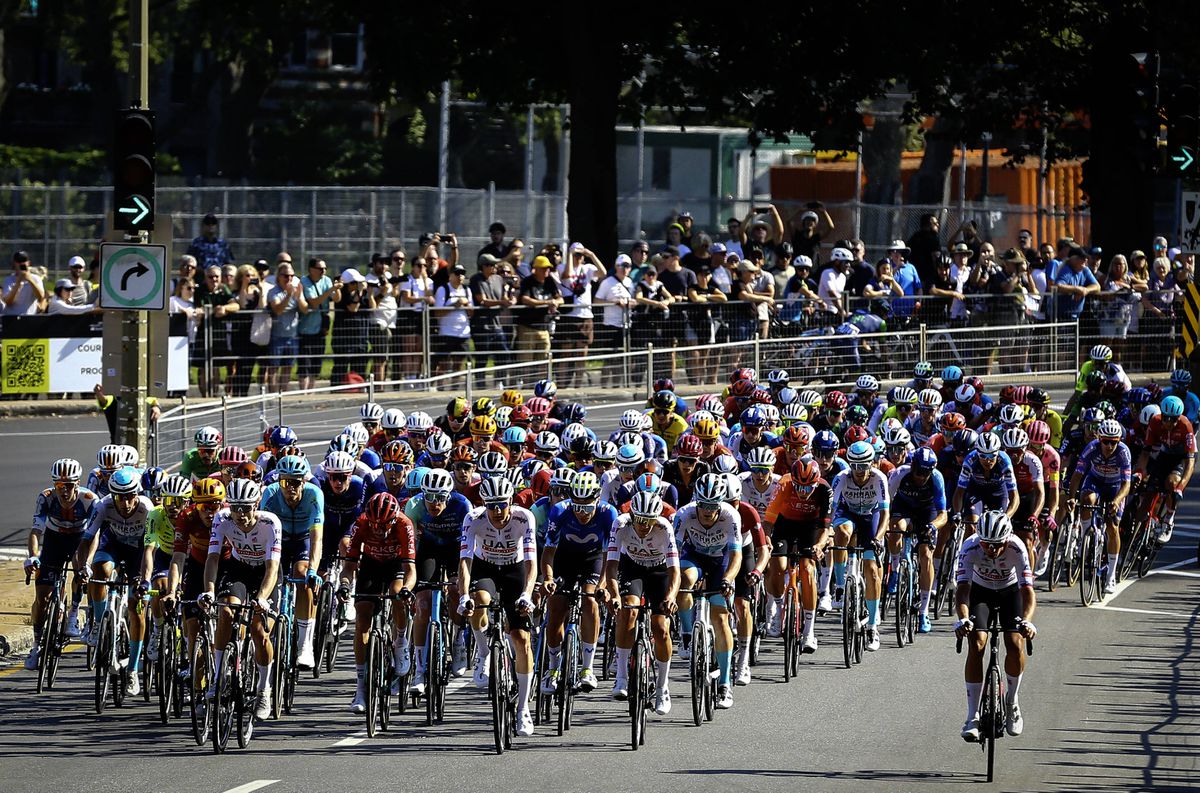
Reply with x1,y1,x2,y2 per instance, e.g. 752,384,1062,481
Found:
457,594,474,615
336,584,350,602
515,592,535,614
397,587,414,603
1041,514,1057,533
23,556,39,573
719,578,735,596
746,569,763,588
306,570,323,589
136,578,151,597
1016,618,1037,639
953,617,973,638
1174,488,1185,500
254,597,272,615
951,512,962,524
197,591,215,610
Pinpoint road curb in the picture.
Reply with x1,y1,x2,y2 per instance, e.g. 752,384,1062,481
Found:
0,626,34,657
0,402,99,418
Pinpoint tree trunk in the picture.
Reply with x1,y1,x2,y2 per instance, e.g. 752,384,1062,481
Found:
908,118,961,205
566,45,619,261
217,54,273,179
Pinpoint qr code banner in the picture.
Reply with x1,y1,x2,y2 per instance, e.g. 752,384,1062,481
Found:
2,338,50,394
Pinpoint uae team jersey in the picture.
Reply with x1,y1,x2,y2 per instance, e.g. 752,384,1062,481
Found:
956,534,1033,590
208,509,283,566
460,505,538,565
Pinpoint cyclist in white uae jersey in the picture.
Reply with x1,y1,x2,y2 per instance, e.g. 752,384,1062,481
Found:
829,441,890,651
739,446,781,515
953,510,1036,743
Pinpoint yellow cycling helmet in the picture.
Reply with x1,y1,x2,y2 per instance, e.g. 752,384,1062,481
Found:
470,415,498,437
500,389,524,409
693,417,720,441
191,477,226,504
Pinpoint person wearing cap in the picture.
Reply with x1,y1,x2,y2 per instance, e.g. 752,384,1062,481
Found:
364,253,395,382
432,263,474,376
884,240,922,324
330,267,373,385
676,210,695,248
781,254,820,328
992,248,1039,373
265,258,309,392
730,258,767,343
2,251,46,316
663,223,691,257
516,255,562,362
298,258,336,391
722,217,744,260
478,221,509,260
186,213,235,270
787,201,834,263
906,213,943,288
65,255,92,306
738,203,785,263
950,218,983,264
681,233,714,275
595,254,635,386
818,247,852,323
767,241,796,301
627,240,651,283
470,252,515,387
557,242,606,388
47,278,100,315
192,263,241,396
422,232,459,290
687,261,727,378
1053,246,1100,321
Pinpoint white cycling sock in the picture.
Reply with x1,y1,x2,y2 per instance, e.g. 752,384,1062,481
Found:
473,628,489,662
655,659,670,691
803,609,816,639
772,596,784,618
355,662,366,696
818,565,832,595
1005,673,1022,706
415,644,427,673
965,681,982,722
615,648,631,682
919,590,932,615
393,639,406,671
516,671,533,710
296,619,313,650
581,642,596,671
257,663,271,692
547,645,562,672
737,640,751,669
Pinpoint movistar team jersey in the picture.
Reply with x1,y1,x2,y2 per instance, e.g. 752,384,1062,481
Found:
544,501,618,555
32,487,98,535
403,491,472,547
955,451,1018,495
259,481,325,539
319,475,367,539
180,448,221,481
143,505,176,551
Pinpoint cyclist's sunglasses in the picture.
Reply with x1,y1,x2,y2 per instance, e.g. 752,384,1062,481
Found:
453,463,475,472
750,466,773,475
280,477,304,487
196,502,222,512
484,501,510,511
678,457,698,465
424,492,449,504
327,473,350,482
230,503,255,513
977,452,998,461
1099,439,1119,447
849,463,872,472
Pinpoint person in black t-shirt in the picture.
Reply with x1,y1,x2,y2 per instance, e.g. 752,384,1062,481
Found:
516,255,562,362
787,201,834,264
905,213,943,288
477,222,510,261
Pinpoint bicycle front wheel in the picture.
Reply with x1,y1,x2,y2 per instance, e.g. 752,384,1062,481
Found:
425,620,441,726
558,628,578,735
1045,528,1061,591
895,560,910,648
190,630,213,746
270,617,287,720
1080,529,1099,607
489,643,505,755
630,631,646,750
782,593,796,683
36,595,59,694
982,662,1002,783
157,619,175,724
690,624,706,726
93,611,114,714
366,629,381,738
213,644,237,754
840,586,854,669
1065,523,1083,587
236,638,256,749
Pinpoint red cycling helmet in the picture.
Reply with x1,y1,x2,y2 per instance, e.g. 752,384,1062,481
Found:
844,425,870,445
731,367,757,385
730,378,756,399
526,397,552,417
825,391,849,411
967,377,985,401
939,412,966,433
365,492,401,525
752,388,773,405
791,459,822,488
511,404,533,424
1012,385,1031,405
676,435,703,459
782,425,811,448
219,446,250,467
998,385,1016,404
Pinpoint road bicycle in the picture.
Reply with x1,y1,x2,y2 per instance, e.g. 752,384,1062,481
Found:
748,576,767,668
833,545,869,669
779,549,813,683
91,564,134,714
1046,503,1083,591
1078,503,1110,607
550,582,604,736
211,600,276,754
24,561,83,694
531,601,553,727
623,598,654,751
933,517,965,618
149,590,185,723
480,601,517,755
956,612,1034,783
186,604,216,746
599,606,617,681
312,554,346,677
684,583,723,726
1119,479,1167,581
269,576,307,718
356,590,411,737
415,567,459,726
887,529,920,648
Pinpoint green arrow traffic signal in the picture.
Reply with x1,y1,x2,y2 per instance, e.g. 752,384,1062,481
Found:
117,195,151,226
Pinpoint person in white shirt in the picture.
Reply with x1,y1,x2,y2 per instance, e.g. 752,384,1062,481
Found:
595,254,634,386
47,279,101,316
557,242,606,388
432,264,473,376
949,243,974,322
818,247,851,323
2,251,46,315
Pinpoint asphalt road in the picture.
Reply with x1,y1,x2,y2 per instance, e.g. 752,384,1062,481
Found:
1,388,1197,791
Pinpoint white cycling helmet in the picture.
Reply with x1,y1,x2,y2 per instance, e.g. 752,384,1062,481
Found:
917,388,943,411
977,510,1012,543
226,478,262,505
382,408,405,431
694,473,727,505
744,446,776,469
478,451,508,476
974,432,1002,455
324,450,356,475
998,403,1024,426
424,432,453,456
421,468,454,495
856,374,880,392
360,402,385,423
629,491,664,520
51,458,82,481
619,409,644,432
1000,428,1029,450
882,426,911,447
954,384,977,404
1089,344,1113,362
343,423,370,448
1140,404,1162,425
479,476,515,504
161,474,193,499
562,423,590,449
535,431,561,454
893,386,918,406
406,411,434,432
711,454,739,474
721,472,742,503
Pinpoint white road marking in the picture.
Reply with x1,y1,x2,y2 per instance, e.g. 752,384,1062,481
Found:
1149,556,1199,573
1148,569,1200,579
329,676,475,747
219,781,279,793
0,430,109,437
1092,604,1196,619
332,735,366,747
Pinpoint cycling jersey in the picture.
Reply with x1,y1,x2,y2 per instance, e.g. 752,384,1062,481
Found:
84,495,154,548
739,470,781,515
319,475,368,539
208,508,283,566
312,459,374,480
955,534,1033,591
259,481,325,539
86,468,113,497
180,448,221,481
1027,408,1064,450
817,457,850,481
460,505,538,565
607,514,679,567
735,502,767,550
765,478,832,526
1073,440,1132,485
727,431,782,468
943,400,984,425
544,501,619,555
1142,415,1197,458
830,468,890,517
346,513,416,563
611,479,680,510
904,413,940,448
1161,386,1200,423
32,487,98,535
1035,445,1061,487
955,451,1018,496
1011,451,1045,495
887,465,947,513
143,506,176,551
674,502,741,557
173,506,216,564
403,491,472,547
648,411,688,449
662,458,712,505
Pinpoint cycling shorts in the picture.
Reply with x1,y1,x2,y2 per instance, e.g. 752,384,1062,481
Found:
182,556,206,620
832,511,880,556
1080,476,1125,518
967,582,1023,633
680,548,747,602
469,558,532,632
890,519,934,547
1012,497,1038,528
769,517,825,557
94,541,142,578
1148,453,1188,489
150,548,172,580
890,497,940,534
281,535,311,568
964,488,1011,516
417,541,460,586
356,557,407,604
36,530,82,586
216,557,267,603
550,547,604,590
616,555,673,616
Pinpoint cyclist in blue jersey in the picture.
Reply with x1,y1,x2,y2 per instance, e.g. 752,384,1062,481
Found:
365,440,415,499
887,447,948,633
259,454,325,668
951,433,1019,533
405,468,474,691
318,451,367,574
531,467,576,541
832,300,889,378
1060,419,1132,594
1161,369,1200,424
86,444,124,497
539,472,617,697
830,441,891,652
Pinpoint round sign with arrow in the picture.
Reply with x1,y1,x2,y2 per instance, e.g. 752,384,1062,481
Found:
99,243,167,310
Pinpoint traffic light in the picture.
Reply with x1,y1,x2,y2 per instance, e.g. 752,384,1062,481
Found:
113,108,156,232
1125,54,1160,175
1165,83,1198,177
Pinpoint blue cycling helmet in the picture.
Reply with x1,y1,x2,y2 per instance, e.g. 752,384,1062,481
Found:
1162,395,1185,418
270,425,299,449
501,426,528,445
275,454,310,479
740,406,767,428
405,466,432,491
870,436,886,457
141,466,166,494
1171,369,1192,389
533,379,557,399
942,365,963,383
1126,387,1151,407
564,403,587,424
813,430,840,454
846,441,875,466
911,447,938,471
108,466,142,495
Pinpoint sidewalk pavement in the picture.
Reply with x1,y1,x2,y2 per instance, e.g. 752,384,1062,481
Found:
0,560,34,658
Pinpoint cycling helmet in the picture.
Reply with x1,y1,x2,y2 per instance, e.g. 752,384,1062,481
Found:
236,462,262,483
469,415,498,437
741,406,767,428
381,440,415,466
500,389,524,408
825,391,849,411
278,444,306,460
633,472,662,495
893,386,918,406
423,432,452,458
1089,344,1113,363
745,446,776,470
219,446,250,467
696,394,724,414
639,413,655,433
952,429,979,454
501,426,528,447
967,377,985,397
978,510,1012,544
653,377,676,394
571,471,602,501
141,466,166,495
470,397,496,419
563,403,588,424
630,491,664,520
732,367,758,385
494,406,513,431
51,458,82,481
360,402,385,423
504,466,528,491
1081,407,1105,425
721,472,743,503
96,444,123,470
752,387,774,406
730,378,756,400
593,440,618,463
511,405,533,424
1171,369,1193,389
846,441,875,467
782,424,813,449
1126,387,1152,407
711,454,740,474
954,384,976,404
882,426,911,448
775,386,798,407
880,417,904,435
226,478,262,506
781,402,808,425
445,398,470,421
855,374,880,393
478,451,508,476
917,389,943,411
797,389,824,410
1000,428,1029,450
192,477,225,503
364,492,401,525
1012,386,1032,404
549,466,576,494
764,369,789,388
526,397,552,418
562,423,590,450
869,298,892,317
830,247,853,262
911,447,938,471
421,468,454,496
651,390,677,412
791,459,822,488
406,411,435,433
405,467,432,492
615,432,642,449
871,435,887,458
276,454,311,479
1096,400,1118,420
999,404,1024,426
1027,420,1051,446
1162,395,1185,418
1140,404,1162,425
813,430,840,454
694,473,727,505
692,417,721,441
998,385,1016,404
847,405,870,426
942,365,963,383
108,467,141,495
382,408,405,431
913,361,934,380
676,435,703,459
1027,388,1050,406
974,433,1002,455
619,409,644,432
616,443,645,468
1085,370,1105,389
533,379,558,400
194,426,222,449
328,434,361,457
534,431,561,454
939,412,966,433
161,474,193,500
844,425,870,445
270,425,298,449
